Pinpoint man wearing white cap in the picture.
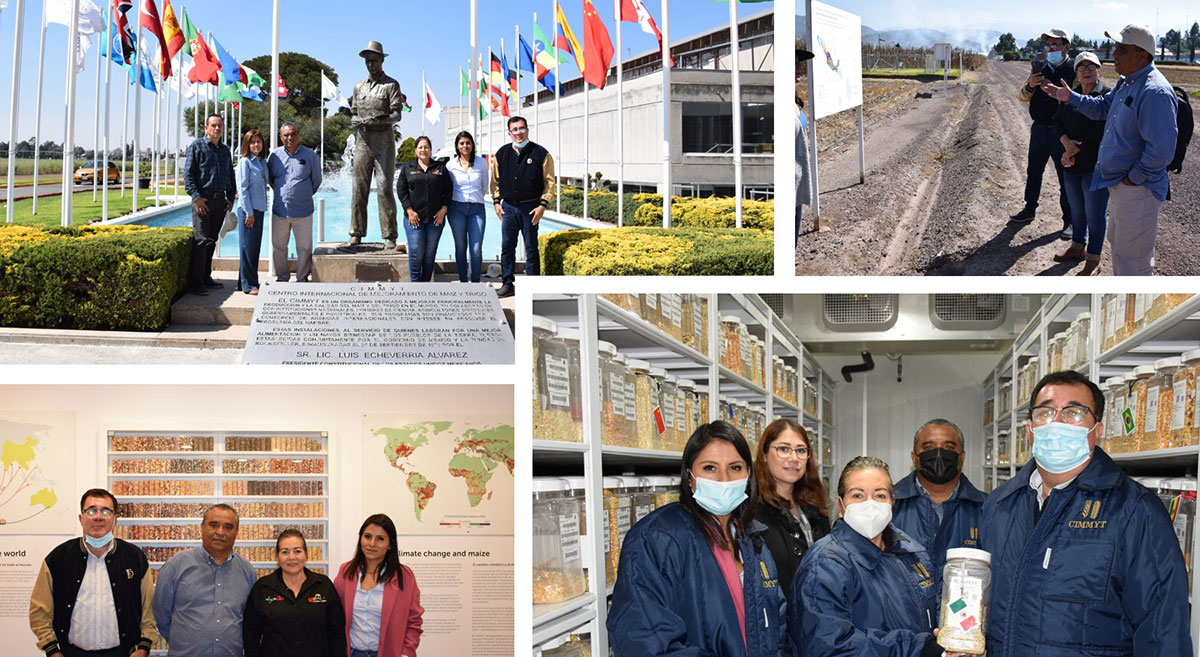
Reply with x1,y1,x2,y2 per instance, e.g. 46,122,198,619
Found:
1042,25,1179,276
1011,28,1074,237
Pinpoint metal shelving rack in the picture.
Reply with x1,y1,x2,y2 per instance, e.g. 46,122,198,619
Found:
530,294,837,657
979,293,1200,654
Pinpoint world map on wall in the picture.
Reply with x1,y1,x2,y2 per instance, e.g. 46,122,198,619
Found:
0,433,61,530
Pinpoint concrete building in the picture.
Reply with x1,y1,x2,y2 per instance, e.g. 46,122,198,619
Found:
445,9,775,200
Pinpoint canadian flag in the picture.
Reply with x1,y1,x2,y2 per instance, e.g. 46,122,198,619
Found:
277,74,289,98
423,80,442,126
620,0,671,66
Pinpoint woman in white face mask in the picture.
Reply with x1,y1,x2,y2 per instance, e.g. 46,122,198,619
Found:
607,421,793,657
790,457,976,657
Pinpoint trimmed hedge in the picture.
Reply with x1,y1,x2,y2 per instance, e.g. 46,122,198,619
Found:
541,227,772,276
553,186,773,231
0,224,192,331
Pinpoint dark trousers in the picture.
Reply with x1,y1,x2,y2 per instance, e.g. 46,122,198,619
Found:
63,646,123,657
500,200,541,284
237,209,264,292
189,196,226,290
1023,122,1070,220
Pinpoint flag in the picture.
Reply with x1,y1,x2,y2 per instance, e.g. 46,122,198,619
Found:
423,80,441,125
111,0,137,63
216,71,242,102
180,10,219,84
161,0,183,58
47,0,106,33
531,22,563,92
460,69,469,96
130,46,156,91
208,35,240,89
582,0,614,89
277,74,289,98
321,71,348,108
620,0,670,66
489,53,510,117
100,24,128,66
502,54,518,104
175,61,196,98
139,0,171,78
399,92,412,113
555,5,584,73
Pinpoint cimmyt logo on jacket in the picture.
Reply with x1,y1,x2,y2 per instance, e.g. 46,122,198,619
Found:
1068,500,1107,529
964,527,978,546
759,562,778,588
912,562,934,589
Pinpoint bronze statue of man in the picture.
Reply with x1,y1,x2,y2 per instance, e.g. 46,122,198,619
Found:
347,41,404,250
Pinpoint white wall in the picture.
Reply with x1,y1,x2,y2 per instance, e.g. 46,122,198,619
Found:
810,353,995,489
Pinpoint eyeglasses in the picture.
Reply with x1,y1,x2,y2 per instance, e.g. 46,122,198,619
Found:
83,507,115,517
772,445,809,459
1030,404,1095,426
509,127,528,134
1077,64,1100,72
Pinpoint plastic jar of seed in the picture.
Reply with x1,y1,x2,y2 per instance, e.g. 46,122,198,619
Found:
1132,293,1150,335
534,316,581,442
738,324,752,379
785,365,798,405
660,373,679,451
751,336,765,387
648,475,680,509
628,359,657,451
720,315,743,373
621,476,656,529
937,548,991,655
639,293,661,328
696,385,710,427
1130,365,1155,452
602,477,632,585
1152,357,1182,450
695,296,709,356
556,327,586,442
602,293,637,314
532,477,586,604
678,378,696,448
1120,294,1136,344
822,434,833,465
681,295,696,349
1102,376,1126,453
1050,332,1066,372
1164,294,1192,316
1173,349,1200,448
996,430,1010,467
598,340,626,448
663,294,684,341
1074,312,1091,369
612,353,638,448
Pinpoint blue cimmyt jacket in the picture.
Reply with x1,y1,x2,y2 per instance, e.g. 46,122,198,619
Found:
891,471,986,588
607,503,792,657
790,519,938,657
980,447,1191,657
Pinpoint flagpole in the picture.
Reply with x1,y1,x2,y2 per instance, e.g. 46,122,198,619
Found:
31,0,48,215
420,70,426,136
132,21,143,217
660,0,670,227
552,0,561,213
93,22,104,201
727,0,742,227
174,49,182,199
470,0,478,141
61,0,82,227
121,73,129,197
103,4,113,221
514,24,521,127
4,0,26,224
613,0,623,226
270,0,280,151
532,13,540,140
584,81,589,222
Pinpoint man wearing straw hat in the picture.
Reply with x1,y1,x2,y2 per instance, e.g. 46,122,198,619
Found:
347,41,405,251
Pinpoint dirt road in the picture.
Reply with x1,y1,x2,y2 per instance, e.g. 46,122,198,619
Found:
796,61,1200,275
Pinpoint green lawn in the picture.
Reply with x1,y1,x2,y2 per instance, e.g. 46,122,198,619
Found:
4,190,174,229
863,67,962,81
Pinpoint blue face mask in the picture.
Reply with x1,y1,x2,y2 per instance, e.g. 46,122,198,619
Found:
1032,422,1094,474
691,475,749,516
1046,50,1065,66
513,139,530,150
84,532,114,549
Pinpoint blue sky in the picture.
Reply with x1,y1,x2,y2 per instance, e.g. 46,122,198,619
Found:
808,0,1200,43
0,0,771,153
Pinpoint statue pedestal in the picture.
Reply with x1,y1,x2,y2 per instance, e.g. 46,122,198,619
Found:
312,242,408,282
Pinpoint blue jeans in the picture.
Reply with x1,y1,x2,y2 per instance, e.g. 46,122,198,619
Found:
402,219,445,282
447,201,486,282
500,200,541,284
1023,122,1070,219
1062,169,1110,256
350,650,378,657
237,208,264,292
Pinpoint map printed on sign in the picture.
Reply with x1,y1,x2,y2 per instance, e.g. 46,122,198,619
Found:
364,416,514,535
808,0,863,120
0,413,76,535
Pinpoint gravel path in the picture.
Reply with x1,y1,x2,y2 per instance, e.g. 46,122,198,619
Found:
796,61,1200,276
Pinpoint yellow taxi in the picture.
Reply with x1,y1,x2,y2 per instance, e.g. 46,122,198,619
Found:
73,161,121,184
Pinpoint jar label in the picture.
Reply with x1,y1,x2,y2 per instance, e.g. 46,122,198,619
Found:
544,354,571,410
1146,388,1160,431
662,400,674,430
676,398,686,432
1134,294,1147,322
635,504,653,520
610,373,626,417
645,294,657,310
624,380,638,421
560,513,581,564
694,302,704,339
1172,380,1187,431
617,506,632,535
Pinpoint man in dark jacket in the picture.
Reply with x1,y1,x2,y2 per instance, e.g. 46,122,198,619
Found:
489,116,556,298
1010,28,1075,238
892,418,985,587
980,370,1191,657
183,114,237,296
29,488,156,657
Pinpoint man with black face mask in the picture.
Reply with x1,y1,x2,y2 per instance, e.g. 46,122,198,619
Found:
890,418,986,589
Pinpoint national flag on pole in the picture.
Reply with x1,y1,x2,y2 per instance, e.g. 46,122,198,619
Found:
208,35,240,89
582,0,614,89
139,0,171,78
101,24,128,66
161,0,183,58
181,11,219,84
216,71,242,102
620,0,670,66
321,71,348,109
277,74,289,98
460,69,470,95
47,0,106,33
489,53,510,117
175,60,196,97
502,54,518,105
399,92,412,113
130,46,157,91
111,0,137,64
423,80,441,125
530,22,563,92
555,5,585,73
519,34,559,92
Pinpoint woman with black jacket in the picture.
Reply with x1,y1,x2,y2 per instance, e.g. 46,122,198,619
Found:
1052,51,1110,276
243,529,346,657
752,419,831,597
395,136,452,282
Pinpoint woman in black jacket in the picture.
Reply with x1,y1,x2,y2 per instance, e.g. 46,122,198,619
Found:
752,418,831,597
243,529,346,657
1052,51,1110,276
395,136,452,282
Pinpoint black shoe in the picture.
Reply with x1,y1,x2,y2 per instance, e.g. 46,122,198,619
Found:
1008,207,1036,223
189,286,210,296
1059,226,1072,240
203,279,223,289
497,283,515,298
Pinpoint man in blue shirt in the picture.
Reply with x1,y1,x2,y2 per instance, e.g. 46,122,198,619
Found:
267,122,322,282
152,504,256,657
183,114,237,296
1042,24,1179,275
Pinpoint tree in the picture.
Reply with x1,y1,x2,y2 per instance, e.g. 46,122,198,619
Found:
1025,37,1044,56
1070,33,1092,49
1164,30,1181,60
994,32,1017,57
1102,39,1112,59
1189,22,1199,62
395,136,416,163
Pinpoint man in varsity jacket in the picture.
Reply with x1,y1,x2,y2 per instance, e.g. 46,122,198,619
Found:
489,115,557,298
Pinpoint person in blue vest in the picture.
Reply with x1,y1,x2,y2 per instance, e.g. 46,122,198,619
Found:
891,419,986,588
790,456,973,657
980,369,1191,657
607,421,791,657
488,115,556,299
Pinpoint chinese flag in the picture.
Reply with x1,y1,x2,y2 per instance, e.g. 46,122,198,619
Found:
139,0,172,78
582,0,614,89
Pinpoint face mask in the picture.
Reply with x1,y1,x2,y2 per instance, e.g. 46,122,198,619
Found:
1046,50,1065,66
85,532,114,549
917,447,960,485
841,499,892,540
691,475,749,516
1032,422,1093,473
513,139,530,150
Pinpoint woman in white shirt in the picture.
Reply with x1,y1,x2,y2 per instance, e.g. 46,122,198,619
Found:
444,131,489,283
333,514,423,657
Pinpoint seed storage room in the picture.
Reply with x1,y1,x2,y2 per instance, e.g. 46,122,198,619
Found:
530,293,1200,657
